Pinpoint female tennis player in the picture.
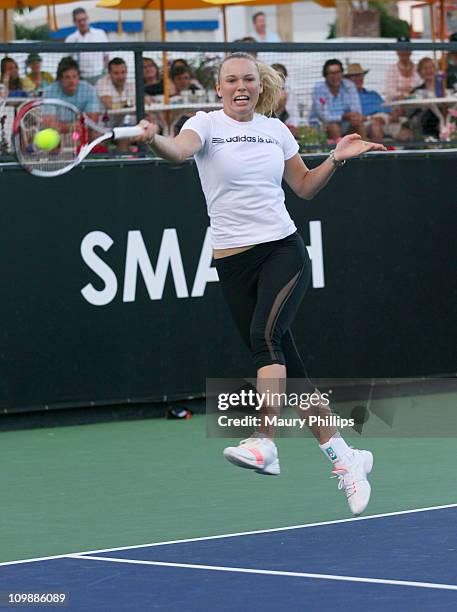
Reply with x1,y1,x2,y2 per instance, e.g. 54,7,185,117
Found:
137,52,386,515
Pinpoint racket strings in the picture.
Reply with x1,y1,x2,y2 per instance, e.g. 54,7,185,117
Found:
16,103,82,174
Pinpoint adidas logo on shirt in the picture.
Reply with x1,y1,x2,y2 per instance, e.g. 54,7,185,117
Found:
212,135,279,145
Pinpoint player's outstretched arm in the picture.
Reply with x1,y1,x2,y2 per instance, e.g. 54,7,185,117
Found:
136,119,202,164
284,134,386,201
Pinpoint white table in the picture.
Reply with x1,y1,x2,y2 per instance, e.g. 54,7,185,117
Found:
386,96,457,135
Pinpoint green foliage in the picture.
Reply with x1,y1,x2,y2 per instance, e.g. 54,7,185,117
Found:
369,1,410,38
188,54,219,90
15,24,52,41
297,126,330,154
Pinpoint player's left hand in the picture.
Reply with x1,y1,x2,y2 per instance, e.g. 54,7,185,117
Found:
334,133,387,161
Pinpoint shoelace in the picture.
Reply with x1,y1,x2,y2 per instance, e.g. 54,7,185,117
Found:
240,437,265,447
331,467,356,499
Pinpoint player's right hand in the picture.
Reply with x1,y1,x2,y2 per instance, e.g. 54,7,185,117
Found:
136,119,159,144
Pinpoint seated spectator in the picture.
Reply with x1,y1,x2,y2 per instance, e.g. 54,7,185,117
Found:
170,65,203,97
345,62,387,141
95,57,135,110
271,63,289,123
44,57,100,123
309,59,364,140
170,58,189,72
22,53,53,96
1,57,27,98
344,62,412,142
447,32,457,91
169,59,203,93
384,36,421,101
271,62,301,129
143,57,163,100
409,57,440,139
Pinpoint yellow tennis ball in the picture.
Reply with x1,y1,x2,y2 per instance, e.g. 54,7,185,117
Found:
33,128,61,151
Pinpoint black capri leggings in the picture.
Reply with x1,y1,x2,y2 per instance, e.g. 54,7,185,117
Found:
215,231,311,376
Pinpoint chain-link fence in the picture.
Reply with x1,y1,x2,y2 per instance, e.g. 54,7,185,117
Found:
1,40,457,157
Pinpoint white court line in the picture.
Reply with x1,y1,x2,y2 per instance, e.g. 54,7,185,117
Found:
69,555,457,592
0,502,456,568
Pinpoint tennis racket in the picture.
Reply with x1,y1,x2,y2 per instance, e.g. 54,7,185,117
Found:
12,98,144,178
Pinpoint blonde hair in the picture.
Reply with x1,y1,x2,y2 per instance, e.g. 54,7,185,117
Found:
217,52,283,117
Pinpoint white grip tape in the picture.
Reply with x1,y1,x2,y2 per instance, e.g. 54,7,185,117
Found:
112,126,144,139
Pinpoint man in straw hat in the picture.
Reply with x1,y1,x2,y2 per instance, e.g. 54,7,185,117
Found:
344,62,412,143
344,62,386,141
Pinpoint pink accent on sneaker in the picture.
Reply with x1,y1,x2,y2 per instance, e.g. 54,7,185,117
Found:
246,447,264,465
332,467,347,475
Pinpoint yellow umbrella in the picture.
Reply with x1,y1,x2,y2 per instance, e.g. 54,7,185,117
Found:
0,0,79,42
99,0,236,43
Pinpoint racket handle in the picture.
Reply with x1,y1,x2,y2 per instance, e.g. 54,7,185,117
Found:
112,126,144,139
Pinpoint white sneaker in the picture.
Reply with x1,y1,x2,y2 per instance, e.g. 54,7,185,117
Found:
332,449,373,516
223,437,280,475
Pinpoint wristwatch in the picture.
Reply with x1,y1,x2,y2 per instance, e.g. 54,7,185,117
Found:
329,150,346,168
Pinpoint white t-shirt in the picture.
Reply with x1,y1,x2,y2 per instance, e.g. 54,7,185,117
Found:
95,75,136,107
384,62,421,101
251,31,281,42
65,27,108,78
181,110,299,249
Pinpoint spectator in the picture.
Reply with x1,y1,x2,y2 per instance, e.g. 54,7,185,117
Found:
171,66,191,96
170,65,203,97
22,53,54,96
271,62,300,129
251,11,281,42
384,36,421,101
447,32,457,91
169,59,203,90
345,62,388,141
65,8,109,84
143,58,163,100
409,57,440,139
1,57,27,98
309,59,364,140
44,57,100,123
168,63,203,132
232,37,258,58
95,57,135,110
344,62,412,142
170,58,189,73
271,63,289,123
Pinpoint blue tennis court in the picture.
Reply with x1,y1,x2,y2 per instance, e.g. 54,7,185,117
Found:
2,504,456,611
